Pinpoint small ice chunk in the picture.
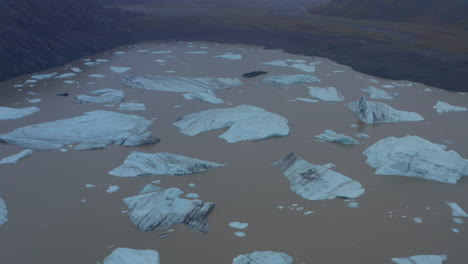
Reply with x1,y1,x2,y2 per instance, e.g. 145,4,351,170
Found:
139,184,162,194
391,255,447,264
54,73,76,79
88,74,106,78
155,59,166,63
451,228,460,233
31,72,57,80
96,59,109,63
185,193,200,199
308,87,344,101
70,68,82,73
315,130,359,145
424,88,433,92
106,185,120,193
0,149,33,164
113,51,126,55
362,86,398,100
0,106,39,120
103,248,160,264
290,64,316,72
119,103,146,111
229,222,248,229
188,183,196,187
0,195,8,225
152,51,172,54
233,251,294,264
261,60,289,67
382,85,395,89
304,211,314,215
76,89,124,104
446,201,468,217
185,51,208,54
355,133,370,139
433,101,467,114
413,217,423,223
59,148,68,152
64,80,77,84
234,231,246,237
183,90,224,104
278,205,285,209
27,98,42,103
347,202,359,208
137,50,149,54
323,163,336,168
84,62,99,66
81,199,87,203
368,79,379,83
110,67,131,74
294,98,319,103
453,218,463,224
25,79,37,84
85,184,96,188
214,53,242,60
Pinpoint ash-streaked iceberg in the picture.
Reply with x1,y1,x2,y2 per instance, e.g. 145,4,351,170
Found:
362,86,399,100
76,89,124,104
183,90,224,104
0,110,158,150
173,105,289,143
103,248,160,264
273,153,365,200
433,101,467,114
233,251,295,264
0,106,39,120
0,194,7,225
109,152,223,178
0,149,33,164
364,135,468,183
346,96,423,123
315,130,359,145
391,255,447,264
123,188,215,233
262,74,320,86
308,86,344,102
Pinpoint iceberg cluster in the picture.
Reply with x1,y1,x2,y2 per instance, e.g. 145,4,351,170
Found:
233,251,295,264
433,101,467,114
262,74,320,85
103,248,160,264
315,130,359,145
0,106,39,120
308,86,344,102
391,255,447,264
76,89,124,104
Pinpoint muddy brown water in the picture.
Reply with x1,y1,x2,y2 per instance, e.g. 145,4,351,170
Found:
0,42,467,264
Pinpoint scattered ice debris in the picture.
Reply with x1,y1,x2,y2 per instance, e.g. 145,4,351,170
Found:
119,103,146,111
0,149,33,164
315,130,359,145
0,106,39,120
229,222,248,229
413,217,423,223
188,183,196,187
453,218,463,224
391,255,447,264
173,105,290,143
186,193,200,199
152,51,172,54
242,71,267,78
355,133,370,139
262,74,320,85
110,67,131,74
183,90,224,104
31,72,57,80
362,86,398,100
88,74,106,78
76,89,124,104
107,185,120,194
233,251,294,264
109,152,223,177
85,184,96,188
0,194,8,225
113,51,126,56
273,153,365,201
308,86,344,102
123,188,215,233
346,96,424,123
382,85,395,89
185,51,208,54
446,202,468,217
364,135,468,184
70,67,82,73
215,53,242,60
26,99,42,103
304,211,314,215
0,110,158,150
294,98,319,103
139,184,162,194
433,101,467,114
234,231,246,237
103,248,160,264
451,228,460,233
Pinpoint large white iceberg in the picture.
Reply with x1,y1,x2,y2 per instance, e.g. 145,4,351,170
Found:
308,87,344,102
233,251,295,264
315,130,359,145
433,101,467,114
0,106,39,120
76,89,124,104
182,90,224,104
362,86,398,100
346,96,423,123
0,149,33,164
391,255,447,264
0,110,158,150
103,248,160,264
273,153,365,200
123,188,215,233
173,105,289,143
0,194,7,225
109,152,223,177
262,74,320,85
364,135,468,183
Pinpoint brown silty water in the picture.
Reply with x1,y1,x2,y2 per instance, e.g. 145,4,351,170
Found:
0,41,467,264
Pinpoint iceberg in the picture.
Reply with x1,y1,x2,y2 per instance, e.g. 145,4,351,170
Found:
214,53,242,60
0,110,158,150
433,101,467,114
346,96,424,123
173,105,289,143
364,135,468,183
123,188,215,233
0,149,33,164
110,67,131,74
262,74,320,85
391,255,447,264
0,106,39,120
103,248,160,264
0,194,7,225
308,87,344,102
76,89,124,104
107,185,120,193
183,90,224,104
273,153,365,200
233,251,295,264
446,201,468,217
315,130,359,144
109,152,223,177
362,86,398,100
119,103,146,111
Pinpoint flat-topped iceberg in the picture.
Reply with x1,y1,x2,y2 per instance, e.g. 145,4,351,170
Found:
103,248,160,264
119,103,146,111
362,86,398,100
391,255,447,264
0,106,39,120
308,86,344,102
76,89,124,104
273,153,365,200
109,152,223,177
123,188,215,233
183,90,224,104
364,135,468,183
262,74,320,85
446,201,468,217
233,251,295,264
346,96,423,123
173,105,289,143
433,101,467,114
0,149,33,164
315,130,359,145
122,75,241,93
0,110,158,150
0,194,7,225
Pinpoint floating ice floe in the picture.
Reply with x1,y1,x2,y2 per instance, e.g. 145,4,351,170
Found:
107,185,120,194
0,149,33,164
88,74,106,78
364,135,468,183
362,86,398,100
70,68,82,73
273,153,365,201
290,64,316,72
0,194,7,225
152,51,172,54
214,53,242,60
382,85,395,89
391,255,447,264
119,103,146,111
347,201,359,208
262,74,320,86
31,72,57,80
173,105,290,143
0,110,158,150
54,73,76,79
234,231,246,237
109,152,223,177
110,67,131,74
346,96,424,123
0,106,39,120
183,90,224,104
413,217,423,223
446,201,468,217
185,51,208,54
186,193,199,199
123,188,215,233
24,80,37,84
84,62,99,66
76,89,124,104
294,98,319,103
315,130,359,145
85,184,96,188
233,251,295,264
308,87,344,102
27,99,42,103
229,222,248,229
355,133,370,139
433,101,467,114
139,184,162,194
113,51,126,56
103,248,160,264
122,75,241,93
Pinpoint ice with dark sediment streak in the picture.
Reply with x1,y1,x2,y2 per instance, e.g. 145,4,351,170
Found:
109,152,223,178
362,86,399,100
315,130,359,145
76,89,124,104
273,153,365,200
0,149,33,164
391,255,447,264
364,135,468,184
233,251,295,264
0,110,159,150
121,75,242,93
0,106,39,120
446,201,468,217
346,96,424,123
183,90,224,104
433,101,467,114
173,105,289,143
103,248,160,264
123,188,215,233
308,86,344,102
0,194,8,225
262,74,320,85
